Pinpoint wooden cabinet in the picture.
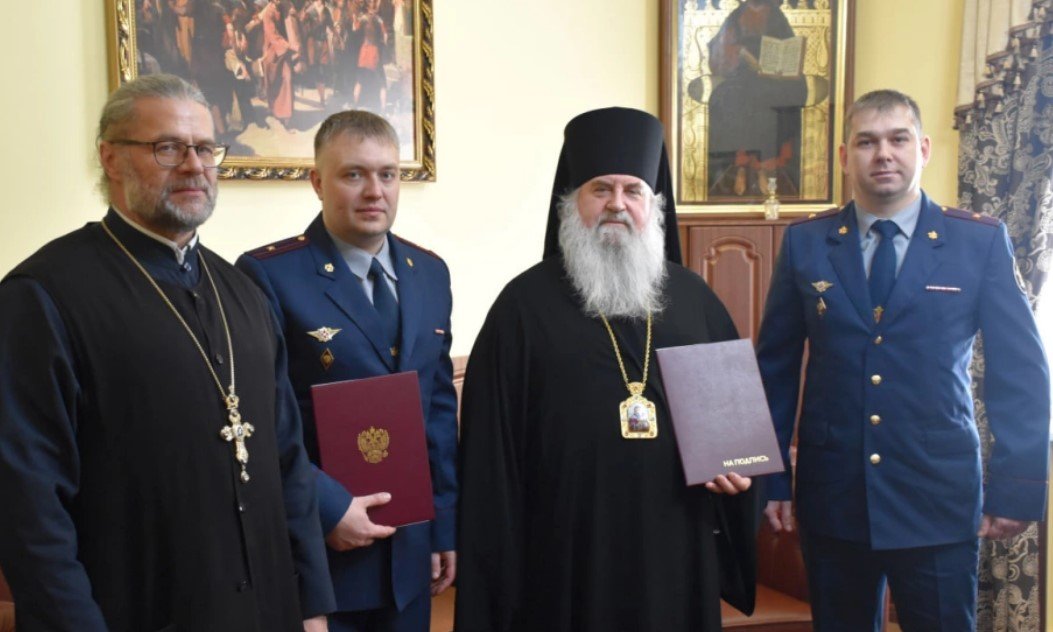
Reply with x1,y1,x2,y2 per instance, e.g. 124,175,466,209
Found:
678,216,790,341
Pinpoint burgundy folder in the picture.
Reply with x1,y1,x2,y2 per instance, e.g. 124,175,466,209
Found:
656,339,785,484
311,371,435,527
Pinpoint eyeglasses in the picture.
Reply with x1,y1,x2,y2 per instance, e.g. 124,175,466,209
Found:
110,139,229,168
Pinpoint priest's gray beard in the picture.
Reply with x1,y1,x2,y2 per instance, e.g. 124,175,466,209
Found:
557,191,668,319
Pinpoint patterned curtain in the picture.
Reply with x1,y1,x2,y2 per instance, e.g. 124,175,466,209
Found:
956,2,1053,630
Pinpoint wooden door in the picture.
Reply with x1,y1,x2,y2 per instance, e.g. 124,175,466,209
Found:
678,217,787,341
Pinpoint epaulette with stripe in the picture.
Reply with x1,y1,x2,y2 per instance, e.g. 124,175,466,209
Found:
940,205,1000,226
246,234,310,260
790,207,840,225
394,235,444,262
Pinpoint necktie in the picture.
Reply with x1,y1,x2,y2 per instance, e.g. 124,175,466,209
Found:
868,220,899,313
368,257,400,350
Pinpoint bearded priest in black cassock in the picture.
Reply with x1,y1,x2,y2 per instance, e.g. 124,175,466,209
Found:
455,107,758,632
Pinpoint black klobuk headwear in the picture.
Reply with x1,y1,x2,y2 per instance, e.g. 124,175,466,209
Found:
542,107,681,262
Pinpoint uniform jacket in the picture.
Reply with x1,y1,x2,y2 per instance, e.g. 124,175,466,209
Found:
236,215,458,611
757,193,1049,549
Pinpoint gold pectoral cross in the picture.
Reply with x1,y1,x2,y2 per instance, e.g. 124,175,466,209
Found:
219,391,255,483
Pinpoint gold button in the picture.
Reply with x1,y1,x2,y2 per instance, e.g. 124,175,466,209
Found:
871,374,882,385
874,335,883,345
870,415,881,425
870,453,881,465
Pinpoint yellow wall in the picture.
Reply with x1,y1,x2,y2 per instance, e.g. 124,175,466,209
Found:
854,0,963,205
0,1,963,356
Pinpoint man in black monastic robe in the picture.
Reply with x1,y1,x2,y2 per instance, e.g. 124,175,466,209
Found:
455,107,758,632
0,75,335,631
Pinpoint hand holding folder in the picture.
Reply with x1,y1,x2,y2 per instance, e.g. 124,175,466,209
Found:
311,371,436,529
656,338,785,485
324,492,397,550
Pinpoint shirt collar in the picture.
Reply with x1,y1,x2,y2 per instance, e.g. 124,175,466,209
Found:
111,207,199,265
327,230,398,282
855,195,923,240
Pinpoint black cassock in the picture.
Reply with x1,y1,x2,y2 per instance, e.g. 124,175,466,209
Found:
456,258,758,632
0,213,333,630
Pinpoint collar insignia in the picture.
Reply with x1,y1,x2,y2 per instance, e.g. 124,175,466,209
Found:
307,327,342,342
928,231,938,240
838,225,848,235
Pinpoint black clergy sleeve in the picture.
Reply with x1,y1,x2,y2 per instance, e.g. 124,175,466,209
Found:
269,308,337,617
0,278,109,630
691,283,760,616
454,288,529,632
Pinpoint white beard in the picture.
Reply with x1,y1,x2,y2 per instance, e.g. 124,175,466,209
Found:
557,191,668,319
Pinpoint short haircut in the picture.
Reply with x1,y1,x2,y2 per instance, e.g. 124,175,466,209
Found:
96,74,210,200
844,89,923,139
314,110,399,158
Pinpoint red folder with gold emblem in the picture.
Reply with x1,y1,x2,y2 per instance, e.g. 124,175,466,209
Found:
656,339,785,484
311,371,435,527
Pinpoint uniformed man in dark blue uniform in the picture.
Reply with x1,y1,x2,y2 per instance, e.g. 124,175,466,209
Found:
757,89,1049,631
237,110,457,632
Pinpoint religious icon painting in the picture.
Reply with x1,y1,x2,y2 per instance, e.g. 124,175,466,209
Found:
621,397,658,439
660,0,854,214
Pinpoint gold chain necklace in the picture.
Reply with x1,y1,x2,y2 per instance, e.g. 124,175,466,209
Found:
101,219,255,483
599,312,658,439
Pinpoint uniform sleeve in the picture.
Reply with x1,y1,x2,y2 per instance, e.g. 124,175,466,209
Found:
454,292,529,632
976,224,1050,520
235,254,353,535
0,278,109,630
755,229,807,501
236,255,337,617
426,262,459,553
271,311,337,617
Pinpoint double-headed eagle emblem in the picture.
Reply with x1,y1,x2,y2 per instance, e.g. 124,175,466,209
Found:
358,426,390,464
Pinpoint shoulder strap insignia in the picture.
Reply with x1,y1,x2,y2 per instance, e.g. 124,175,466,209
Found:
790,207,840,225
941,206,1000,226
394,235,444,262
246,235,310,260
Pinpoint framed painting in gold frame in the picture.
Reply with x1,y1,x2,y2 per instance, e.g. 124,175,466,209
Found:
105,0,435,181
660,0,853,214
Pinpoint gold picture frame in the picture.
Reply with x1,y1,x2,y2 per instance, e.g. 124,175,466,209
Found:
660,0,853,214
105,0,435,182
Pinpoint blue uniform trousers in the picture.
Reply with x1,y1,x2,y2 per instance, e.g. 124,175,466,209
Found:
328,590,431,632
801,530,979,631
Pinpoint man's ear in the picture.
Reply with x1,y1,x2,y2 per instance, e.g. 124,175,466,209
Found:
919,135,932,167
310,168,324,201
99,142,123,182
